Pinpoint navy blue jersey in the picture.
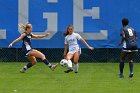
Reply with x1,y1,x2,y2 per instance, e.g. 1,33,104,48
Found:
120,25,137,50
22,32,32,55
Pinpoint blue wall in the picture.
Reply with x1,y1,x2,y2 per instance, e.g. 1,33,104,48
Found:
0,0,139,48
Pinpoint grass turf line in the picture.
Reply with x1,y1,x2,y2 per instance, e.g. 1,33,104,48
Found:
0,62,140,93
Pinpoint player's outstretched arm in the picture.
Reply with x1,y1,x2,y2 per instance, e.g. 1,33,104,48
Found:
80,38,94,50
134,31,138,40
63,44,68,58
8,33,26,48
32,33,50,38
118,37,125,46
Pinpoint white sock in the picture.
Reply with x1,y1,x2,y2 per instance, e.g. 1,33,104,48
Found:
23,66,27,70
67,60,72,68
74,64,79,72
48,63,52,67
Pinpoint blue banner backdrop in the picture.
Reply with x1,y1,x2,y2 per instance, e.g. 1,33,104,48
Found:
0,0,139,48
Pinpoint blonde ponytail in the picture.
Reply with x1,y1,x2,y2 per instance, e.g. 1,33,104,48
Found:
18,22,31,31
18,24,26,31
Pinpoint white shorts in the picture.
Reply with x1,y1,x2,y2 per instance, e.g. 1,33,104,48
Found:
122,49,138,52
68,47,81,55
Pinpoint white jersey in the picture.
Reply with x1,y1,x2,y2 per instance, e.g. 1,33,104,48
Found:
65,33,82,54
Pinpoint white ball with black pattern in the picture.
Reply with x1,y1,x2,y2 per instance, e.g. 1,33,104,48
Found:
60,59,68,67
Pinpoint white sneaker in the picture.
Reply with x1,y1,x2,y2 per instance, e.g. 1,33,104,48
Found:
20,68,26,73
50,63,58,71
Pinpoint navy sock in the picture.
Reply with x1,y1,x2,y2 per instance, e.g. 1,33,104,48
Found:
129,62,133,74
119,62,124,74
27,63,33,68
24,63,33,70
42,59,51,67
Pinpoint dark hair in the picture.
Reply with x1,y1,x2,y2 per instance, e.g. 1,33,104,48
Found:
122,18,129,26
63,25,73,37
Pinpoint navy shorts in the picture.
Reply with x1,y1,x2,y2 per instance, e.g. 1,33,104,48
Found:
122,48,138,52
22,49,32,56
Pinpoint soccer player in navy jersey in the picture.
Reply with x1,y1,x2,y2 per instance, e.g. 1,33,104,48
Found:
118,18,138,78
8,23,58,73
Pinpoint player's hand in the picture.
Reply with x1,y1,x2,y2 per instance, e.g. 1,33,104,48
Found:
8,43,13,48
63,53,67,59
88,46,94,50
118,42,122,46
45,33,50,37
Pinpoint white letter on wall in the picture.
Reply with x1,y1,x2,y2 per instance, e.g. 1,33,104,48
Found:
18,0,58,39
73,0,108,40
0,29,6,39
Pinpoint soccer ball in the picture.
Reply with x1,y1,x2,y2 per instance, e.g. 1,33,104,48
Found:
60,59,68,66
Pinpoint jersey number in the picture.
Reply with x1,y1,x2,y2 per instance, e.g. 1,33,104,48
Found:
128,29,133,36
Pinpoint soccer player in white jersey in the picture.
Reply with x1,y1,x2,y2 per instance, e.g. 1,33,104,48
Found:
63,25,93,73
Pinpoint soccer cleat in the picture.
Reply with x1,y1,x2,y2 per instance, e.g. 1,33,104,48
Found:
20,68,26,73
75,72,78,73
118,74,124,78
64,68,73,73
129,73,133,78
50,63,58,71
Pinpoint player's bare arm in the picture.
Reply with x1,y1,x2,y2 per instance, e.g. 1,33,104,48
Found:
80,38,94,50
31,33,50,38
8,33,26,47
119,37,125,46
63,44,68,58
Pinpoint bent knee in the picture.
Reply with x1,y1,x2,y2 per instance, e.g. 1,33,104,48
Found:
74,61,78,64
41,55,46,60
32,61,37,65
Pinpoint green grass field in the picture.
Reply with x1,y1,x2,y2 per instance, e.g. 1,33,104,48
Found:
0,62,140,93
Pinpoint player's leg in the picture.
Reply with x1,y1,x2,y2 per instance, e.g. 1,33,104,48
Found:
73,52,80,73
119,51,126,78
20,55,37,73
64,53,73,73
66,53,73,68
127,52,135,78
29,49,58,71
